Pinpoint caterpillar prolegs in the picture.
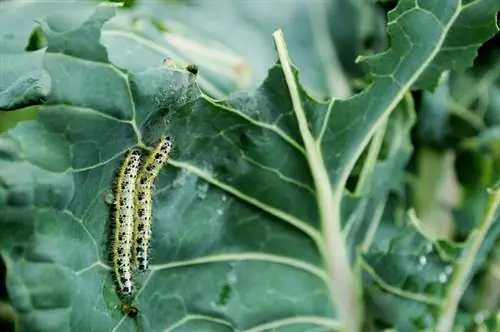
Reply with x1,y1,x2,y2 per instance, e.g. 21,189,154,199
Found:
133,136,173,272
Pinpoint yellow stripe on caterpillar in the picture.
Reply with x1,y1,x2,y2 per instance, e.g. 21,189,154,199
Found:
112,148,141,297
133,136,172,272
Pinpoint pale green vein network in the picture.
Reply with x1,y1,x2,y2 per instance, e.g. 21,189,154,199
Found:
150,253,328,282
360,259,443,306
317,99,335,142
47,51,207,151
204,96,306,155
47,104,131,123
240,153,315,195
47,51,129,84
37,52,148,174
242,316,343,332
108,253,331,331
63,209,100,252
81,187,110,220
68,148,135,173
168,159,323,245
74,261,105,275
121,61,143,144
164,314,233,332
163,315,342,332
217,133,315,194
342,199,368,240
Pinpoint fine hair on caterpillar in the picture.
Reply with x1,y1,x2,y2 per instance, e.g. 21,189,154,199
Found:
133,136,173,272
111,149,141,297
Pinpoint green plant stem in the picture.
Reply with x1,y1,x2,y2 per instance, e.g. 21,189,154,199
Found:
448,98,485,131
436,186,500,332
273,29,362,332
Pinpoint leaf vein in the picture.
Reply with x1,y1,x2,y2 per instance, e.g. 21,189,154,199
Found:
150,253,328,283
206,97,306,156
242,316,343,332
168,159,322,245
361,258,443,306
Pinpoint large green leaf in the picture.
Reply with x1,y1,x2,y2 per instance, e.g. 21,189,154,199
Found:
0,1,499,332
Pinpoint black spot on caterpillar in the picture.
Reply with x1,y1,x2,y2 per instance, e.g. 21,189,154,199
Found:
112,149,141,297
133,136,172,272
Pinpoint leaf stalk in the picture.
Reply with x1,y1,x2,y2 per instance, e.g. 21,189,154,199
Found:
273,29,363,332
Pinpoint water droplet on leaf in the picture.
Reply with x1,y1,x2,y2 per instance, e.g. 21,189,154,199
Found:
474,310,489,324
419,256,427,266
197,182,209,199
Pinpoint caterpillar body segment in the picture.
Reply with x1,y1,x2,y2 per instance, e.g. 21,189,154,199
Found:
133,136,173,272
112,149,141,297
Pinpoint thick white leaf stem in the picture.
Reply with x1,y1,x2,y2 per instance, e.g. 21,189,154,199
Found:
273,30,362,332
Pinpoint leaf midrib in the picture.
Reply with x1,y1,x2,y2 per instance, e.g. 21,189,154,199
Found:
273,29,359,332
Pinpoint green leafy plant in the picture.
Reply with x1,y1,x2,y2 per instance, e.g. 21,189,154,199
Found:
1,0,499,331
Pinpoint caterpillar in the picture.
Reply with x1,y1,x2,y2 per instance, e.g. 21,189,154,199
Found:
133,136,173,272
112,149,141,297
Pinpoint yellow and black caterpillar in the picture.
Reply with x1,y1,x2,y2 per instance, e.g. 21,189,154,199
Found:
112,149,141,297
133,136,173,272
110,137,172,300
